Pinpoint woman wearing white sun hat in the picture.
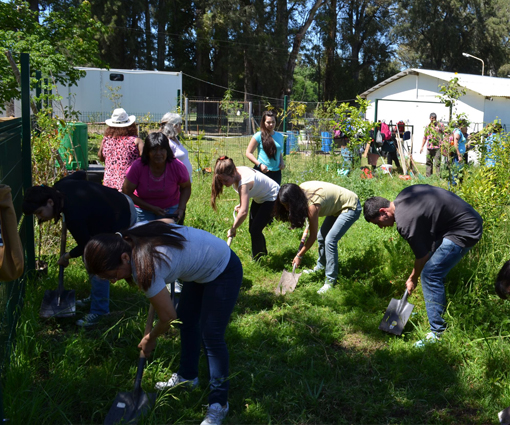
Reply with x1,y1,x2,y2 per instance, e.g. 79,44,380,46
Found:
99,108,144,191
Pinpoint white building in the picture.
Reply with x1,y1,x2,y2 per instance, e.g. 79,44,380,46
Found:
360,69,510,163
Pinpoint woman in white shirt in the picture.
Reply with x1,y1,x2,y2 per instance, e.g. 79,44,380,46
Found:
211,156,280,260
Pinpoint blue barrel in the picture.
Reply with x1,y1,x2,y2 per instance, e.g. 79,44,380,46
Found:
286,131,298,154
321,131,332,152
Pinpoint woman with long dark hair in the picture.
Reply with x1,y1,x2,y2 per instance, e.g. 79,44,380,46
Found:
123,132,191,223
83,221,242,425
245,110,285,184
211,156,279,260
274,182,361,294
22,172,137,326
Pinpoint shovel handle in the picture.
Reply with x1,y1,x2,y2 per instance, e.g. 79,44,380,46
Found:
298,221,309,251
133,305,156,393
58,220,67,293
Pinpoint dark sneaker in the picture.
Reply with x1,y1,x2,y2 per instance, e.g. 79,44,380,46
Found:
76,296,91,307
76,313,101,327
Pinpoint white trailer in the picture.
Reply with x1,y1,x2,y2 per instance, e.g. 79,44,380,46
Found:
53,67,182,121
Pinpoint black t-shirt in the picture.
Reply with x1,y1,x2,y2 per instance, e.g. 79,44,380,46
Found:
394,184,483,259
55,172,131,258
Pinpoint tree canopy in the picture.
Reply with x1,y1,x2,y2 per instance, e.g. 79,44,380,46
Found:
1,0,106,111
2,0,510,107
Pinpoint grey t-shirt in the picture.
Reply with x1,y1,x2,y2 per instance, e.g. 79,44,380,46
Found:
394,184,483,259
130,224,232,298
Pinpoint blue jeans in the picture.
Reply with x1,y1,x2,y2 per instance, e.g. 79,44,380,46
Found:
89,274,110,315
450,158,464,186
421,238,472,334
176,251,243,406
317,200,361,283
135,205,178,222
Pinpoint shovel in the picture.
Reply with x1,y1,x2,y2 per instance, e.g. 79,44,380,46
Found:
104,305,157,425
226,209,236,248
40,220,76,318
379,289,414,336
275,222,309,295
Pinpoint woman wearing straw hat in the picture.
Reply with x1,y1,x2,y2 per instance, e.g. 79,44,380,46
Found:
99,108,144,191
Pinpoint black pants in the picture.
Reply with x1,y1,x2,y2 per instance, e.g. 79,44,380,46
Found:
254,166,282,185
385,151,400,169
249,199,275,259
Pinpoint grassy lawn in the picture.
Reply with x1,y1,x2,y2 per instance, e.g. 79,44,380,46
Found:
5,141,510,424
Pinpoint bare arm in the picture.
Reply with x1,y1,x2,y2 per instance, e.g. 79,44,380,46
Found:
122,177,166,216
405,254,430,295
279,153,285,170
246,137,268,172
293,204,320,267
453,132,463,161
176,179,192,220
98,138,105,162
420,135,427,153
135,137,144,156
227,183,251,238
138,287,177,357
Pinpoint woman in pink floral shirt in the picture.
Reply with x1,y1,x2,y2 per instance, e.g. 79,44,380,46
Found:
99,108,144,191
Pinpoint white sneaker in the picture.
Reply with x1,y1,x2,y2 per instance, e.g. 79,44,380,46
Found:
414,332,441,348
201,402,229,425
303,265,324,274
155,373,198,391
317,283,332,294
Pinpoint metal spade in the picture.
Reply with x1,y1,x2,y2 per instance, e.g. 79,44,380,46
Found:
379,290,414,336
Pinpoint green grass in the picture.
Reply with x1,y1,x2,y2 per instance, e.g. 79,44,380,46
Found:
6,152,510,424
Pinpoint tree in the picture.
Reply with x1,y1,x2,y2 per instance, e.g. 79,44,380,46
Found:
393,0,510,75
0,0,106,110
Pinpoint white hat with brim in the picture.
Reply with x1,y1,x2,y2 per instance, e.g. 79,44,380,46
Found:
105,108,136,127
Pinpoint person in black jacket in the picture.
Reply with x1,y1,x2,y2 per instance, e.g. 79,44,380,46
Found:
22,172,137,326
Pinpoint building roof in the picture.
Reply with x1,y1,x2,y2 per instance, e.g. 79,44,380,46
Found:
360,68,510,98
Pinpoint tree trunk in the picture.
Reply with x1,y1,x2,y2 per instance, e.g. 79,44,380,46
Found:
145,0,152,69
157,0,167,70
283,0,325,97
324,0,337,100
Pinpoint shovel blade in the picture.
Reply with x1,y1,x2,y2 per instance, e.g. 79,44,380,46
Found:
40,289,76,318
379,297,414,336
278,270,302,294
104,389,156,425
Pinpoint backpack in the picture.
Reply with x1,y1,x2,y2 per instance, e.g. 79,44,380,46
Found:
397,121,405,135
380,122,391,141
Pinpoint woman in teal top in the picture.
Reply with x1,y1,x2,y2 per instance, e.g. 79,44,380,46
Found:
245,110,285,184
451,119,468,186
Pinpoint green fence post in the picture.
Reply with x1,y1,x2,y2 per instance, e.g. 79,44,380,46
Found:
21,53,35,271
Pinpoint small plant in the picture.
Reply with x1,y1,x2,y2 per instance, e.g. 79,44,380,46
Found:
104,84,123,110
220,89,248,136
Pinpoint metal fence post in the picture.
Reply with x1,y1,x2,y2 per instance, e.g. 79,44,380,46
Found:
21,53,35,271
184,97,189,134
248,102,252,134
